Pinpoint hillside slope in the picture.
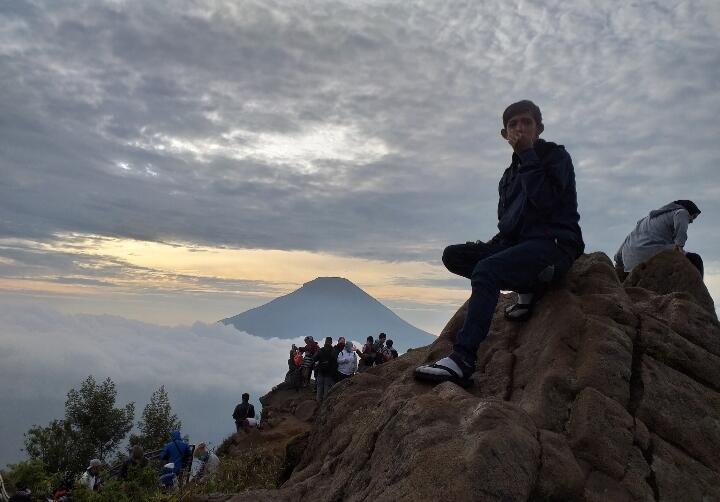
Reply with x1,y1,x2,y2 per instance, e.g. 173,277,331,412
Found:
201,251,719,501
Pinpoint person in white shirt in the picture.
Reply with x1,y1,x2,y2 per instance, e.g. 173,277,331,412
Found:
192,442,220,482
79,459,103,491
336,342,358,381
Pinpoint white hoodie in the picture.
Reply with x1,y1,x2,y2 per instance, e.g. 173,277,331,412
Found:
337,347,358,376
614,203,691,272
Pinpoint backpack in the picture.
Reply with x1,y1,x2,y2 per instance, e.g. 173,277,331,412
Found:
293,353,304,366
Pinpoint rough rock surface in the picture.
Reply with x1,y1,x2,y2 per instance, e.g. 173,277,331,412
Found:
217,384,316,459
206,251,720,502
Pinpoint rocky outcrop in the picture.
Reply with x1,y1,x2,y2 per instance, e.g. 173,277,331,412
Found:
208,250,719,502
217,384,317,460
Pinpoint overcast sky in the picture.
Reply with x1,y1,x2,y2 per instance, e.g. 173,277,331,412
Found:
1,0,719,464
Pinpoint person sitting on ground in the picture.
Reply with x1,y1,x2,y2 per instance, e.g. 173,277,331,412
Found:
373,333,388,365
359,336,375,371
79,459,103,492
192,442,220,483
159,431,192,477
232,393,256,432
120,445,148,481
386,339,398,360
336,340,358,381
314,337,337,402
415,100,584,387
614,200,703,280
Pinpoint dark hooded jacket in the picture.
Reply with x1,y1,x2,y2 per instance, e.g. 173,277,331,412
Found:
494,139,584,258
159,431,191,474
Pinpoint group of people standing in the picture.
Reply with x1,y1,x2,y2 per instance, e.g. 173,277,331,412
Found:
286,332,399,401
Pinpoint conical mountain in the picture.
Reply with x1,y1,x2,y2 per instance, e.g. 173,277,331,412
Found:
220,277,434,351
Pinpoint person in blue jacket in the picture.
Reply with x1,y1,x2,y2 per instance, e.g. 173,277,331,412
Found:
415,100,584,387
159,431,191,475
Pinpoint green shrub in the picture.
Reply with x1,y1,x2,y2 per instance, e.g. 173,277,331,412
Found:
1,459,54,498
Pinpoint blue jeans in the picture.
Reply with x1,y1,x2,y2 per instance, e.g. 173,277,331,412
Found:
443,239,574,366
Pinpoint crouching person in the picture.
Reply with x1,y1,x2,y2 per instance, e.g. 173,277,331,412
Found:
614,200,702,280
415,100,584,387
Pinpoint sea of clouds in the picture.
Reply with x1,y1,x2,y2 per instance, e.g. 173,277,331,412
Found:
0,302,302,467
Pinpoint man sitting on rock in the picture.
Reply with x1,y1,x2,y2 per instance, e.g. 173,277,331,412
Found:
613,200,702,280
415,100,584,387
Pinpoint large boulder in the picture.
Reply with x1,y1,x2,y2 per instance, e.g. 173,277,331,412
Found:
211,251,719,502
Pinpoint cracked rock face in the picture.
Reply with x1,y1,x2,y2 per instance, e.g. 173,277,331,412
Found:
224,251,719,502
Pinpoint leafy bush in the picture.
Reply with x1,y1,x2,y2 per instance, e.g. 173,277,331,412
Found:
1,459,55,497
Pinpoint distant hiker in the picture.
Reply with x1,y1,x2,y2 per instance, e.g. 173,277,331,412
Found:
386,339,398,360
614,200,702,279
120,445,148,480
373,333,388,365
314,337,337,401
336,341,358,381
359,336,376,371
299,336,320,386
232,393,256,432
415,100,584,387
192,442,220,482
286,345,303,389
159,431,192,476
79,459,103,491
299,335,320,355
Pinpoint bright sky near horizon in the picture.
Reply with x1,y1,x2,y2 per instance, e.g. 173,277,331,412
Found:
1,0,719,332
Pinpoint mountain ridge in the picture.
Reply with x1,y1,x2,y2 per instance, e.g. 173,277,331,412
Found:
220,277,434,351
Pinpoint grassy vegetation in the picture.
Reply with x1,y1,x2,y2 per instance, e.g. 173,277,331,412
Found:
185,450,282,496
2,448,283,501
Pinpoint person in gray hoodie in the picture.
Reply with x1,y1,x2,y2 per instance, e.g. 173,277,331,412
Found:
614,200,702,278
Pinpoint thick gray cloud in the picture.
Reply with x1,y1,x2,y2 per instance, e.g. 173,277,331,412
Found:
0,303,298,466
1,0,716,262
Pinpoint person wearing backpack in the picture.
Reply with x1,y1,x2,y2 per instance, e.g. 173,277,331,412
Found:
314,337,337,402
159,431,192,476
232,393,256,432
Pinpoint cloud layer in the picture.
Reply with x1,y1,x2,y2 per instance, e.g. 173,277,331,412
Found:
0,303,298,466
